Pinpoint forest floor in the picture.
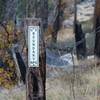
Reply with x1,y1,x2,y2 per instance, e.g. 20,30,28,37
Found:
0,63,100,100
0,84,26,100
46,61,100,100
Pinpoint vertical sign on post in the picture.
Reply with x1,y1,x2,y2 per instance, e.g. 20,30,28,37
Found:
28,26,39,67
26,18,46,100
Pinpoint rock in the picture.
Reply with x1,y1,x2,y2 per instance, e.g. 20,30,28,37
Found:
46,49,73,70
77,0,95,22
62,18,74,28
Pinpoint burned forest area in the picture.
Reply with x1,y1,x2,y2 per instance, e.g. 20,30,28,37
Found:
0,0,100,100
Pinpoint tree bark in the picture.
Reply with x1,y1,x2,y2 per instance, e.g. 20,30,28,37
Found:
74,0,86,60
52,0,61,43
25,18,46,100
94,0,100,58
75,21,87,60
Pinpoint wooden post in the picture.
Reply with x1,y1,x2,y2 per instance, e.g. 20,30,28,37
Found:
25,18,46,100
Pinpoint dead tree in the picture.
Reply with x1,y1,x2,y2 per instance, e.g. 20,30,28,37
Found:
75,21,87,59
25,1,47,99
51,0,61,43
25,18,46,100
94,0,100,58
74,0,86,60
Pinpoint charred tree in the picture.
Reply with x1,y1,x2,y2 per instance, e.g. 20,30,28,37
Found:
75,21,87,60
74,0,86,60
25,19,46,100
52,0,61,43
25,1,47,99
94,0,100,58
15,52,26,84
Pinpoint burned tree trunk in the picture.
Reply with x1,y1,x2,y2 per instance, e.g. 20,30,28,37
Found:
25,18,46,100
94,0,100,58
25,1,47,99
74,0,86,60
75,21,87,60
15,52,26,84
51,0,61,43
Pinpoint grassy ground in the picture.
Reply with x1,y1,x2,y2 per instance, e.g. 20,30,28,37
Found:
46,63,100,100
0,85,26,100
0,61,100,100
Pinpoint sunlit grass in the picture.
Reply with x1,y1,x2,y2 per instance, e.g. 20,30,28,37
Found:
46,64,100,100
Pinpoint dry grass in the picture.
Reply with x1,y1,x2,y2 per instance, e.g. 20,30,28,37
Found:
0,62,100,100
46,64,100,100
57,28,74,42
0,85,26,100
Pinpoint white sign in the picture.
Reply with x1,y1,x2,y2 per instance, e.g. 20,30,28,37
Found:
28,26,39,67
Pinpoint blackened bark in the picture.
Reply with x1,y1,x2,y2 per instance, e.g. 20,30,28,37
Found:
75,21,87,60
52,0,61,43
26,47,46,100
15,52,26,84
52,18,59,43
26,68,44,100
94,0,100,58
39,40,46,100
94,17,100,58
25,19,46,100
